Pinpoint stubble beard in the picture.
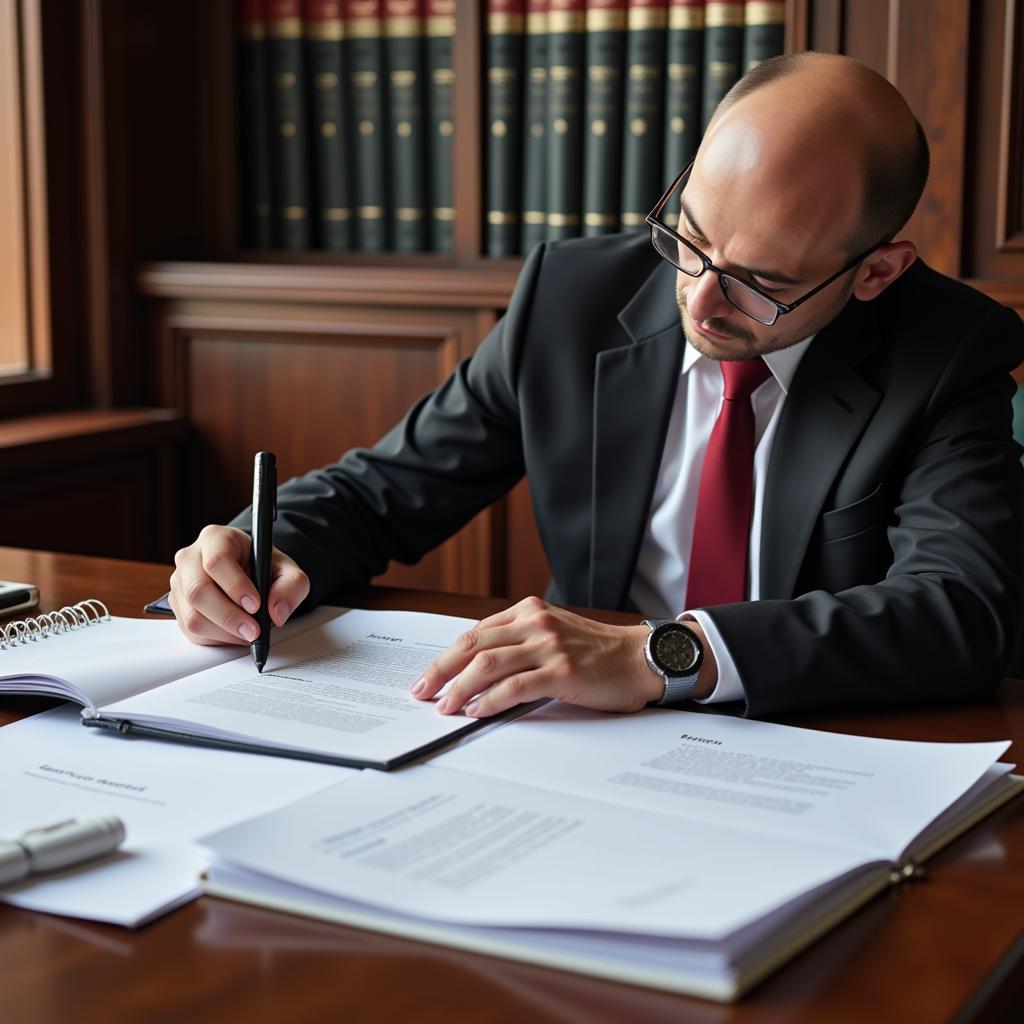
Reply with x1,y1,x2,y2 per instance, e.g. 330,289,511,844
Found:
675,276,810,361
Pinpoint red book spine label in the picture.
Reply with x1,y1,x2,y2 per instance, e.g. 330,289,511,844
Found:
267,0,303,20
267,0,302,37
304,0,344,20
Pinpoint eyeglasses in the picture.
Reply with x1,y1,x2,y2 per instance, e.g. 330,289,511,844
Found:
646,161,883,326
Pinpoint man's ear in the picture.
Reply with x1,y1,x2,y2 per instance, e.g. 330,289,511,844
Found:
851,241,917,301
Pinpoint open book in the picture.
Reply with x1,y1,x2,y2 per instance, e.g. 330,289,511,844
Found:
199,703,1023,1002
1,604,497,769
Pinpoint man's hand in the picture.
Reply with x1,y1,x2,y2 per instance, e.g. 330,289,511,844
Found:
168,525,310,646
410,596,717,718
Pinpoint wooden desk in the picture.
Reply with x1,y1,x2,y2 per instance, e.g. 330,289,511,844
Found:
1,547,1023,1023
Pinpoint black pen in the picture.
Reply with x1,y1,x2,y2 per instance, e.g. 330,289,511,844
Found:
250,451,277,672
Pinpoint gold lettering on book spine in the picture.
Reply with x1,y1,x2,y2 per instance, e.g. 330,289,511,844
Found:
745,2,785,24
628,64,660,81
347,17,382,38
586,10,626,32
628,8,667,30
384,17,421,38
426,16,455,35
488,14,525,33
669,6,704,29
705,3,744,28
548,12,586,33
268,17,302,38
307,21,345,40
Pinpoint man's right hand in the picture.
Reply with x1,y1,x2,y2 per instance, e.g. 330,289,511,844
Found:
168,525,310,646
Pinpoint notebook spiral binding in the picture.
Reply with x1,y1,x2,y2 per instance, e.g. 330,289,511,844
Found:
0,599,111,650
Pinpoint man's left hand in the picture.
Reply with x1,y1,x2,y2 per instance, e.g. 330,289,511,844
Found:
409,596,713,718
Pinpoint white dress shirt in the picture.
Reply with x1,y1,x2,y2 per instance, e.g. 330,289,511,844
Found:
629,334,816,703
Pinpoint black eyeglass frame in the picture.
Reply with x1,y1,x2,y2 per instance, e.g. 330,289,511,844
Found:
646,160,885,326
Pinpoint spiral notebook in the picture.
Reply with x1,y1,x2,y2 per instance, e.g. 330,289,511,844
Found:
0,601,514,769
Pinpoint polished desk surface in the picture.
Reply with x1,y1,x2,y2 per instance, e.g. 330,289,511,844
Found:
1,547,1022,1023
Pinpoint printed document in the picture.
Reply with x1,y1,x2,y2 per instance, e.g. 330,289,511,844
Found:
93,609,496,767
199,704,1020,999
0,707,344,925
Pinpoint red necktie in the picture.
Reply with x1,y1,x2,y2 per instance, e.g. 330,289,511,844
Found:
685,358,771,608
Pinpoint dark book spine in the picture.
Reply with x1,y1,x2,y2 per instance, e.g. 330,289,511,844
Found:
267,0,312,248
486,2,525,257
384,0,428,252
619,0,667,230
581,0,626,237
662,0,704,220
701,1,742,129
520,0,549,253
425,1,455,253
742,0,784,72
346,0,388,250
305,0,352,250
546,0,585,241
237,0,275,248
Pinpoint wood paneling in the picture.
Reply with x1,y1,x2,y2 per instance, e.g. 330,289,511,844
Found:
967,0,1024,278
156,302,512,596
136,261,519,309
0,409,183,560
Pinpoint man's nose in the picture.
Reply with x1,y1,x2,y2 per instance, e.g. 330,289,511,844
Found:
683,270,733,323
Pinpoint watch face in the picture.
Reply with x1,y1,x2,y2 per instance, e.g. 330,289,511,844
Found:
654,627,700,674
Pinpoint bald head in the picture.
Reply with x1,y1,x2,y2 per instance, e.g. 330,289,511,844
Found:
699,52,929,257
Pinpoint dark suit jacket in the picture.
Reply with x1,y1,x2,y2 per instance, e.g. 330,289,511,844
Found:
236,232,1024,716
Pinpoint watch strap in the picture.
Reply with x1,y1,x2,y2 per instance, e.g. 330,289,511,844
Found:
642,619,702,705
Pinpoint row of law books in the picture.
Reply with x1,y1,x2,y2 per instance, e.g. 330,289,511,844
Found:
486,0,785,258
237,0,455,253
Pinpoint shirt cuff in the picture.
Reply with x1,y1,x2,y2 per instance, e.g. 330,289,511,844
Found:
678,609,745,703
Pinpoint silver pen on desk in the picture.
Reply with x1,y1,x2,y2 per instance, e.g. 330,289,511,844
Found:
0,816,126,886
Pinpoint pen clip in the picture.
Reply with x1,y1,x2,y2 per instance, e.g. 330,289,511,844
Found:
23,819,75,837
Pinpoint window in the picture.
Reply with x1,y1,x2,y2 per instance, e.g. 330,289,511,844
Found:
0,0,57,405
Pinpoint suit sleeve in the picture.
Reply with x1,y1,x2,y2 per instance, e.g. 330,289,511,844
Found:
230,245,547,609
707,304,1024,716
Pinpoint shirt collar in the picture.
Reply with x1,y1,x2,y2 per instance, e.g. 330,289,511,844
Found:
681,332,817,396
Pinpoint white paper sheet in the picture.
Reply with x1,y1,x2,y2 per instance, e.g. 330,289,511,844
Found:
98,610,485,764
0,605,346,709
201,765,873,941
430,702,1011,858
0,707,346,925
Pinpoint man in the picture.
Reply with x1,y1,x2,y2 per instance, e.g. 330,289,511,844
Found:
169,52,1024,719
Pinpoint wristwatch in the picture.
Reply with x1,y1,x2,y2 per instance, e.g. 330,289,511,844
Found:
642,619,703,705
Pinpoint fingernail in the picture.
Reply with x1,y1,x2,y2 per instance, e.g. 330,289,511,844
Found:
274,602,290,624
239,622,258,642
241,595,258,614
464,698,480,717
436,696,449,714
411,678,426,696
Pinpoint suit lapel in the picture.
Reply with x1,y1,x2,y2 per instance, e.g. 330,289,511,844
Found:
590,262,683,609
759,298,883,599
